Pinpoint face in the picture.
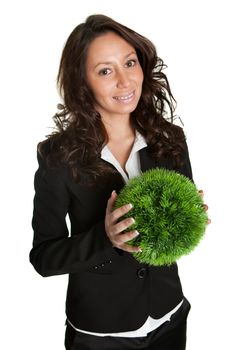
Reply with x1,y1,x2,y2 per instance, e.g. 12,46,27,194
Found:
85,32,144,121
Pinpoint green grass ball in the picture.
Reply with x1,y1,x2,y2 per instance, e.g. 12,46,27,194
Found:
115,168,208,266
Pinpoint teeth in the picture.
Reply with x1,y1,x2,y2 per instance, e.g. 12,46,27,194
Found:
114,92,134,100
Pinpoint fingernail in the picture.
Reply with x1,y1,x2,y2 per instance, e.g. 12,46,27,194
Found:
134,230,140,236
127,203,133,209
138,248,142,253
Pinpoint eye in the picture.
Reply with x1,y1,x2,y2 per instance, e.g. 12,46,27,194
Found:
126,59,137,68
98,68,111,76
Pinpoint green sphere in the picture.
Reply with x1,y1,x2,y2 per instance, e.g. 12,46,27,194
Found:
115,168,208,266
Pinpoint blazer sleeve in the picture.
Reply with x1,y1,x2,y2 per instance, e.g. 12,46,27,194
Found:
29,153,116,277
181,139,193,181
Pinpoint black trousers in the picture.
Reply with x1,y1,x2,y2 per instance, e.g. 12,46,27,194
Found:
65,298,191,350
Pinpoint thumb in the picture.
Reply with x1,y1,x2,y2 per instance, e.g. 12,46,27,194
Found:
106,190,117,214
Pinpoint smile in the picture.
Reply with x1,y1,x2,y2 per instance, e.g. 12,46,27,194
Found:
113,91,135,101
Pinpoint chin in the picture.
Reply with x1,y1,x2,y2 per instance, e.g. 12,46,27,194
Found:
117,99,140,114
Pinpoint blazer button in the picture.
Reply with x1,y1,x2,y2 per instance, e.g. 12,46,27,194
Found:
137,267,147,279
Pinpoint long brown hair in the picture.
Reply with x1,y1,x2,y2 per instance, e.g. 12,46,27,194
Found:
39,14,186,183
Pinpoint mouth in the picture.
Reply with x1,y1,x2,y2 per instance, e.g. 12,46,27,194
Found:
113,91,135,102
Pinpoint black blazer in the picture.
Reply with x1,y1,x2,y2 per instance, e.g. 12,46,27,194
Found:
30,142,193,333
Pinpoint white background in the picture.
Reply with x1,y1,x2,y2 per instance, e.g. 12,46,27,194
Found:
1,0,232,349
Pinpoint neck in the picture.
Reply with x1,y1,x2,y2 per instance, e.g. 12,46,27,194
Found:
102,115,135,142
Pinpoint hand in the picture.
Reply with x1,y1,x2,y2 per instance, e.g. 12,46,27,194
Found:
105,191,141,253
199,190,211,224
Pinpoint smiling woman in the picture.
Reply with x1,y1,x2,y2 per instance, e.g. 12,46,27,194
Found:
29,14,207,350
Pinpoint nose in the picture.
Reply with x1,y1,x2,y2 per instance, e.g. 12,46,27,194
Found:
116,69,130,89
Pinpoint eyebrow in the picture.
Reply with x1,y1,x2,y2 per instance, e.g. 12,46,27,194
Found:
94,51,137,69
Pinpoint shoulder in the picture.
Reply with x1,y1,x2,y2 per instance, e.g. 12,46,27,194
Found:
36,133,68,169
35,137,70,183
37,135,60,160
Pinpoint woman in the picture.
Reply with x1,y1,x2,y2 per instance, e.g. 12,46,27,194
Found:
30,14,203,349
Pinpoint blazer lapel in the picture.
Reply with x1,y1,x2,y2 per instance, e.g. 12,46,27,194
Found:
139,147,173,172
139,147,157,172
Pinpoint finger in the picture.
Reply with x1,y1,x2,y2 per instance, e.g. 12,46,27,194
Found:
118,242,142,254
110,203,133,223
105,190,118,215
203,204,208,211
199,190,204,198
118,230,140,244
111,217,135,235
112,230,140,251
113,230,139,245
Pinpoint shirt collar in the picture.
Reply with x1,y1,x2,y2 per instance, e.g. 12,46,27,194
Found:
101,131,147,160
